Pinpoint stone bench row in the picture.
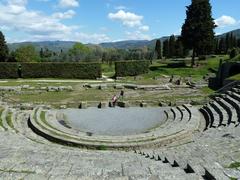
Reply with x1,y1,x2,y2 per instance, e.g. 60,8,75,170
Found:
0,106,17,133
0,105,59,146
28,106,201,149
134,149,228,180
200,88,240,130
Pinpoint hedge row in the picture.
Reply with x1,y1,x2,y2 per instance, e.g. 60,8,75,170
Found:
0,62,101,79
0,63,19,78
115,60,150,77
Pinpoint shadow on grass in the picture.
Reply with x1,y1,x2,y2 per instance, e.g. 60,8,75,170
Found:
149,65,189,71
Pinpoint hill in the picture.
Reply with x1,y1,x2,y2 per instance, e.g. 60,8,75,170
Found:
99,36,169,49
217,29,240,39
8,41,76,52
7,29,240,52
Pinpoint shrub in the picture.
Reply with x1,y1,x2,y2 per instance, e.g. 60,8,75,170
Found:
0,62,101,79
229,48,239,59
115,60,150,77
230,54,240,62
97,145,107,150
0,63,19,78
198,55,207,60
167,61,186,68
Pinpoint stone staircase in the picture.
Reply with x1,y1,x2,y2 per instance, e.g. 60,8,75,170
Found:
200,84,240,130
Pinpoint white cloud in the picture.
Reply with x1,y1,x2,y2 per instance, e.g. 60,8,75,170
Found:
125,31,151,40
139,25,149,32
215,15,237,27
0,1,74,36
108,10,143,27
0,0,110,43
115,6,127,10
58,0,79,8
52,10,76,19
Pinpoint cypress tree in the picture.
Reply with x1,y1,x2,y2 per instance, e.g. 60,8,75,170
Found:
40,48,44,58
218,38,226,54
0,31,9,62
237,39,240,48
175,38,184,58
163,39,169,58
232,34,237,48
213,38,219,54
155,39,162,59
225,33,230,53
168,35,176,58
181,0,216,67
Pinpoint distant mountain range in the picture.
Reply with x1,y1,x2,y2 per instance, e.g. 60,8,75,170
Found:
8,41,76,52
8,29,240,52
217,29,240,39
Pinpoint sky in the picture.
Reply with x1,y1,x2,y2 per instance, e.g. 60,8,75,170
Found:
0,0,239,44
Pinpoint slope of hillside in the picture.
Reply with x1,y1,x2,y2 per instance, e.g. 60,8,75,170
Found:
217,29,240,39
7,29,240,51
8,41,76,52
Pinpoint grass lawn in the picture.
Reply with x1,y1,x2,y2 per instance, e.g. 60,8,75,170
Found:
0,108,4,129
228,162,240,169
116,55,228,84
228,74,240,81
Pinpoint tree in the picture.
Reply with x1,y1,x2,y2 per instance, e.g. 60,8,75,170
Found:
175,38,185,58
218,38,226,54
155,39,162,59
102,52,107,63
168,35,176,58
0,31,9,62
163,39,169,58
68,42,91,61
40,48,44,58
15,45,40,62
238,39,240,48
229,48,238,59
181,0,216,67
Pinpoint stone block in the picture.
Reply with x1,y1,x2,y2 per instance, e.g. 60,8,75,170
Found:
115,84,124,89
98,84,107,90
79,102,88,109
97,102,107,109
140,102,147,107
22,85,30,89
117,101,130,108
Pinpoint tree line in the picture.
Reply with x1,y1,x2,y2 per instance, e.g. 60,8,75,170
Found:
0,33,155,63
154,32,240,60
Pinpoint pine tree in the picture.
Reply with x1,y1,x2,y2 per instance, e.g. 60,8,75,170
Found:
168,35,176,58
181,0,215,67
0,31,9,62
155,39,162,59
163,39,169,58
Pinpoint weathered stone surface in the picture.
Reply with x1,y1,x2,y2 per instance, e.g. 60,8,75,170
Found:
0,83,239,179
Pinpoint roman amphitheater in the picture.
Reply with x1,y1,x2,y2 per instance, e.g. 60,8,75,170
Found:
0,81,240,180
